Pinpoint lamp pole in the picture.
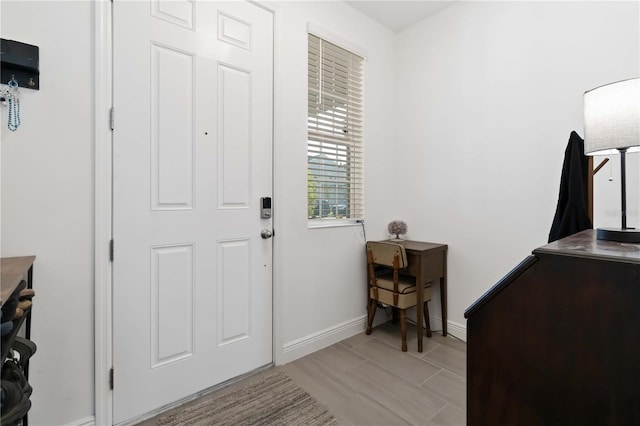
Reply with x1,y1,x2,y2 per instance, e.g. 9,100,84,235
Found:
619,147,628,230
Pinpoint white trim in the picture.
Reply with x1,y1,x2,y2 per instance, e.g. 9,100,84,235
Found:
428,317,467,343
279,315,367,365
251,0,280,373
249,0,278,14
407,311,468,343
268,0,285,368
308,220,363,229
94,0,113,425
306,22,368,59
67,416,96,426
446,320,467,343
278,313,466,366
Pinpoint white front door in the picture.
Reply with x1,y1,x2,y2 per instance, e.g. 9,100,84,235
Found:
112,1,273,423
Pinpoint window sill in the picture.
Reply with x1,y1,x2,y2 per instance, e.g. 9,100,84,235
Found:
308,219,363,229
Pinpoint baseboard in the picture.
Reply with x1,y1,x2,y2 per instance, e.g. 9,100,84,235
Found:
429,317,467,342
66,416,95,426
405,306,468,343
278,312,466,365
279,315,369,364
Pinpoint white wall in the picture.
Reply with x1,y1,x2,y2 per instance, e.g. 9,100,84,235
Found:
273,1,399,363
395,1,640,330
0,1,95,425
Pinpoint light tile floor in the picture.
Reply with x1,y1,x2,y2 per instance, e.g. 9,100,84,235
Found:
140,321,466,426
281,322,466,426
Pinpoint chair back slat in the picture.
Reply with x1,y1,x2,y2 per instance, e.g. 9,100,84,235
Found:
366,248,379,299
366,242,408,268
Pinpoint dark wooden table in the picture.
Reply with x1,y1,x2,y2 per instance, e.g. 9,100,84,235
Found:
383,240,448,351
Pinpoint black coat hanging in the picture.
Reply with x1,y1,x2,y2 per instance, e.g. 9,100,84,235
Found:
548,131,593,243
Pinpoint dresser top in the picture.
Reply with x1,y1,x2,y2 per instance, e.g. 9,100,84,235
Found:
535,230,640,264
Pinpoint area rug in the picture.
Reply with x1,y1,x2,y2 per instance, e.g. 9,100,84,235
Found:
156,371,340,426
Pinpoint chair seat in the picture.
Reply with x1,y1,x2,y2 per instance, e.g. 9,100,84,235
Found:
375,273,426,294
370,282,432,309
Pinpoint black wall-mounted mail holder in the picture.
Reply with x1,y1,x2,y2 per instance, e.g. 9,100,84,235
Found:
0,39,39,90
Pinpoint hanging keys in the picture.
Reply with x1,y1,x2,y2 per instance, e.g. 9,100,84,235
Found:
1,76,22,131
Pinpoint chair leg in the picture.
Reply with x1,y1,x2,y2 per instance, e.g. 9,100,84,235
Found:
400,309,408,352
423,301,432,338
366,299,377,335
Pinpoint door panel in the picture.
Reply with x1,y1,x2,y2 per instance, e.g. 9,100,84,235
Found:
150,244,194,366
218,64,252,208
112,1,273,423
218,239,251,345
150,44,195,210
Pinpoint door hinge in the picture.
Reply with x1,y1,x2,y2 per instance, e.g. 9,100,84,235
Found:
109,239,114,262
109,107,115,130
109,367,114,390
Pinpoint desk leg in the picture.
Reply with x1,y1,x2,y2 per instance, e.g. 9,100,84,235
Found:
441,250,447,337
440,276,447,337
416,259,424,352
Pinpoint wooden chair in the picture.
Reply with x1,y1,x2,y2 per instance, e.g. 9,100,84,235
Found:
366,241,432,352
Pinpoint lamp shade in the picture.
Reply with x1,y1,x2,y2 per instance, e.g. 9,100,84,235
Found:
584,77,640,155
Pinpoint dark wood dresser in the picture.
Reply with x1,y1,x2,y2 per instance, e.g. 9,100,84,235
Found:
1,256,36,426
465,230,640,425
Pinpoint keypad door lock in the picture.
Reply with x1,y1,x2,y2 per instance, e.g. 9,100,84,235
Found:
260,197,272,219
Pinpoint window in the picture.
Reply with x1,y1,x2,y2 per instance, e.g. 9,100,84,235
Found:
307,33,364,222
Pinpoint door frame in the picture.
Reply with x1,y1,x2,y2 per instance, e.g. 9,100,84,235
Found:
94,2,280,425
94,0,113,424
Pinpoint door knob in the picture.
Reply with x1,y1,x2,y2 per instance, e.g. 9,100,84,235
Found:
261,229,273,239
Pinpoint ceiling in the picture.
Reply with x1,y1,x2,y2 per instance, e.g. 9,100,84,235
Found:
344,1,456,32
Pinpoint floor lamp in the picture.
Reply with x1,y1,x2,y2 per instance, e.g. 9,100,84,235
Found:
584,77,640,243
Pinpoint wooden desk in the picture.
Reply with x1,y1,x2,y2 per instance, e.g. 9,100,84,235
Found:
383,240,448,352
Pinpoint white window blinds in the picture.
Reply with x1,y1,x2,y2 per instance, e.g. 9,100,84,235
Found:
308,33,364,221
